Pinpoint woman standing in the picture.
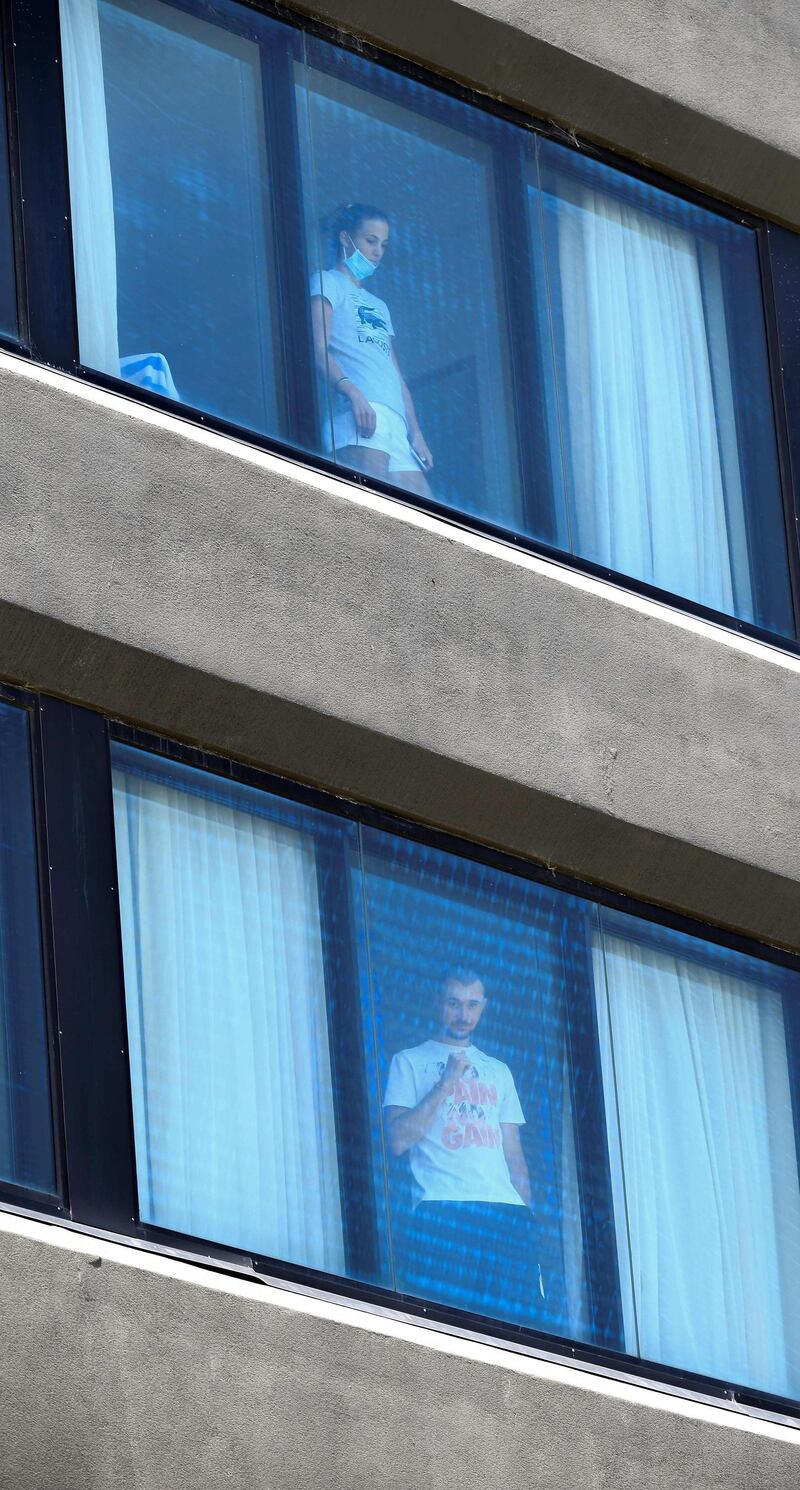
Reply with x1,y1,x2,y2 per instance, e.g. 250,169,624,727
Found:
310,202,433,494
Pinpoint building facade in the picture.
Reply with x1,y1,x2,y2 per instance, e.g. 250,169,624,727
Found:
1,0,800,1484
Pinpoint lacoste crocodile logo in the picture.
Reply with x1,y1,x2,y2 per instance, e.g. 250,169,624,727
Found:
357,305,388,332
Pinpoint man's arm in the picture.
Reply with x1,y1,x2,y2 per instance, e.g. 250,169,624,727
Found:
385,1051,471,1156
501,1123,532,1207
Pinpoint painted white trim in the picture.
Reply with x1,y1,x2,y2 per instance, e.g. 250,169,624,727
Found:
2,1207,798,1444
4,348,800,676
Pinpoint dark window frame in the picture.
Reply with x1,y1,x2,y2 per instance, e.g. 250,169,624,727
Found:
2,0,800,648
100,711,800,1418
2,692,800,1414
0,683,68,1214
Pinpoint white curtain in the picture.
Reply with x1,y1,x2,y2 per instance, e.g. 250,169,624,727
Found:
557,190,743,617
112,765,344,1274
60,0,120,373
594,930,800,1399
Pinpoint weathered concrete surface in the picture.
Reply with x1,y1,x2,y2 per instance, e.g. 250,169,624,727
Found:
296,0,800,228
0,1224,796,1490
2,360,800,950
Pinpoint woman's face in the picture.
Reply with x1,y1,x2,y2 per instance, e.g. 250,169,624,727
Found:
342,217,389,270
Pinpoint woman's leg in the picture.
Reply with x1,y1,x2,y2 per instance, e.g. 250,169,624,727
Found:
338,446,391,481
390,468,433,499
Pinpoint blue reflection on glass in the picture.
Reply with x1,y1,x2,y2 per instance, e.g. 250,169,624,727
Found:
296,41,528,530
594,909,800,1400
0,32,16,340
533,138,793,635
0,701,55,1193
359,827,620,1350
110,743,387,1282
85,0,284,433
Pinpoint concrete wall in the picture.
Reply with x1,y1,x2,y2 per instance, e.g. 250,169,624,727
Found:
1,1218,798,1490
2,356,800,950
296,0,800,228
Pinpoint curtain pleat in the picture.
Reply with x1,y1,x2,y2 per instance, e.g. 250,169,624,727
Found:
112,768,344,1274
60,0,121,373
594,931,800,1399
557,190,737,614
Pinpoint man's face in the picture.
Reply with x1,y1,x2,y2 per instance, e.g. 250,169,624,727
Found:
438,978,486,1043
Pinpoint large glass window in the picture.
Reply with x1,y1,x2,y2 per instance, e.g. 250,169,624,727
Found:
532,140,794,636
59,0,796,636
111,740,800,1404
60,0,292,436
0,700,56,1195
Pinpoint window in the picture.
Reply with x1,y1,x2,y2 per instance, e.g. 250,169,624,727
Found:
532,140,794,636
58,0,797,638
110,743,385,1279
110,736,800,1404
0,23,17,340
0,699,56,1196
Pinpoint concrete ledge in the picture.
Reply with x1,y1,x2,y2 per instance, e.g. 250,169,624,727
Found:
2,356,800,951
0,1214,797,1490
295,0,800,229
4,598,800,953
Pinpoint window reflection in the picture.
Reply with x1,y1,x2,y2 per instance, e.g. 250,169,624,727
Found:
360,829,618,1347
533,139,794,635
60,0,797,633
594,913,800,1400
111,745,356,1273
110,743,800,1400
296,52,525,528
0,701,56,1195
0,22,17,340
62,0,286,435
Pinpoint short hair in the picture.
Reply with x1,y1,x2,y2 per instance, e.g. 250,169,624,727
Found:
441,968,486,997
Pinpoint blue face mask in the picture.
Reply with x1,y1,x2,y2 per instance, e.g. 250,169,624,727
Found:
343,233,377,281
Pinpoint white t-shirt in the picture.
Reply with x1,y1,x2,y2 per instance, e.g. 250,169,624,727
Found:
310,269,405,419
383,1038,526,1207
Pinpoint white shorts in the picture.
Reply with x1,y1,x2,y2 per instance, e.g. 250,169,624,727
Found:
325,401,416,474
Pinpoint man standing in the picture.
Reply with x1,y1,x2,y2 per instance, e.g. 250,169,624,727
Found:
383,970,541,1325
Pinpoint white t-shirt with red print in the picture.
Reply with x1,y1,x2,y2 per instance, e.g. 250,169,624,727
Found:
383,1038,526,1208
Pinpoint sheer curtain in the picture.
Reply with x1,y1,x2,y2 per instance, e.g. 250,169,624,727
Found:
556,189,745,617
60,0,179,394
60,0,120,373
594,929,800,1399
112,761,344,1273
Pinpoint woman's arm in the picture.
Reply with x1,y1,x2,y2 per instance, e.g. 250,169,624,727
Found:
310,294,377,437
390,344,433,470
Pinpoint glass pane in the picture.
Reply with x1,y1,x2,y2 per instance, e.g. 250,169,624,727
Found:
110,743,388,1282
0,700,55,1193
295,38,550,536
0,26,17,339
359,826,621,1349
594,909,800,1399
61,0,288,436
533,137,794,635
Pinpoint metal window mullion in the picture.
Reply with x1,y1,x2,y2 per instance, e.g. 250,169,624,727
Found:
38,696,138,1234
7,0,79,369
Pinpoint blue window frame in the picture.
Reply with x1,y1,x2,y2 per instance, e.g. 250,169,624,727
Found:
52,0,799,641
108,733,800,1407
